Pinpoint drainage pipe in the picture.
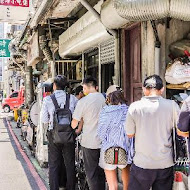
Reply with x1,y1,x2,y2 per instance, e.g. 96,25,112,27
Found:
151,21,161,75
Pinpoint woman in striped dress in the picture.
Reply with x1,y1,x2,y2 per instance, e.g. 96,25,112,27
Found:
97,90,134,190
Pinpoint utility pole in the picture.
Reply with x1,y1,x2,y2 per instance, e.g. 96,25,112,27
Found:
25,65,34,107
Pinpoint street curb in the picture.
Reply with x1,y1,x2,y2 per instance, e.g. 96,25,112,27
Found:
6,119,47,190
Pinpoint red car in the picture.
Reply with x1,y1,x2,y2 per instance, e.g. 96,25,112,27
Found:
2,89,25,113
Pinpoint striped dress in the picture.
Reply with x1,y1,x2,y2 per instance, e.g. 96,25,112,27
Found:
97,104,134,165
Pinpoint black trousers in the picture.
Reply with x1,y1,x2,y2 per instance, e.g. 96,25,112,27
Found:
48,131,76,190
82,147,105,190
128,164,174,190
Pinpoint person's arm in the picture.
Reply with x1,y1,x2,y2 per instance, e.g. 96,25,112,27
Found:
75,118,83,134
40,98,50,124
125,107,136,138
71,100,83,129
127,134,135,138
177,100,189,137
71,119,79,129
177,111,189,138
177,129,189,137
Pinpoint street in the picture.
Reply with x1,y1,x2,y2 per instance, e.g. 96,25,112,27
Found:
0,109,47,190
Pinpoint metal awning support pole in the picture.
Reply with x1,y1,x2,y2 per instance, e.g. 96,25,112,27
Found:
80,0,120,85
98,45,101,92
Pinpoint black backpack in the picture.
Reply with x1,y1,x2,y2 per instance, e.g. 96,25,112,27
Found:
50,93,75,144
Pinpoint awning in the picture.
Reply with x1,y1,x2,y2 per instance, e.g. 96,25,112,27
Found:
59,0,112,58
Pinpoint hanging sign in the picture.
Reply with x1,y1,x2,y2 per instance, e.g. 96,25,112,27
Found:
0,0,30,23
0,0,29,7
0,39,11,57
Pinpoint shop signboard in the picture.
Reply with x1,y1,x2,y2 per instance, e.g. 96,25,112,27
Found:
0,0,30,23
0,39,10,57
0,0,29,7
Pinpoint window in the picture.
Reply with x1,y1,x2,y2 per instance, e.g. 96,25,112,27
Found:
85,49,99,81
10,92,18,98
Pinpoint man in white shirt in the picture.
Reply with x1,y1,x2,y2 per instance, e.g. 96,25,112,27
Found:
126,75,179,190
72,76,106,190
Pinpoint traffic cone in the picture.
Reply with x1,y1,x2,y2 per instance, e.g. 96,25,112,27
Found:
173,172,186,190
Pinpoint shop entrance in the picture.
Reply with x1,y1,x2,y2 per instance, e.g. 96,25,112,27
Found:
85,49,99,81
101,63,114,93
123,24,142,104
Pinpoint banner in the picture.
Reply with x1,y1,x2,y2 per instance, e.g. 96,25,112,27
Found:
0,39,11,57
0,0,29,7
0,0,30,23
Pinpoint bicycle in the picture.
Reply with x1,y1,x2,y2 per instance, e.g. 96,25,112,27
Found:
75,135,89,190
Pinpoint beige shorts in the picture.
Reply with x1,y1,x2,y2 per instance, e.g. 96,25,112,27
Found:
99,149,127,170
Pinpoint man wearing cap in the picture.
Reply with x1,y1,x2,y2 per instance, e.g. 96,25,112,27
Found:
125,75,180,190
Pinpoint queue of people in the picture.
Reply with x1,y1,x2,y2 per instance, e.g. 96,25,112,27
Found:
41,74,189,190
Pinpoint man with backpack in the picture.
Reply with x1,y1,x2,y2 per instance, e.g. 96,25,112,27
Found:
41,75,77,190
71,76,106,190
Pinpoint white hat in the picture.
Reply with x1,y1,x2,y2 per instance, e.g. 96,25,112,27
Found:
106,85,120,96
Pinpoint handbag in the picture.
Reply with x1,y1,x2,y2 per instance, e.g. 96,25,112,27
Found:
104,147,127,165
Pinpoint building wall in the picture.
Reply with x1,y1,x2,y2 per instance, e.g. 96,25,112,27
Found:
141,19,190,83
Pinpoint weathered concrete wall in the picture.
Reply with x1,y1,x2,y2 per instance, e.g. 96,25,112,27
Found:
141,19,190,83
165,19,190,63
141,21,156,81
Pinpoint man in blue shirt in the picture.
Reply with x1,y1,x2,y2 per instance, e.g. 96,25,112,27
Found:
41,75,77,190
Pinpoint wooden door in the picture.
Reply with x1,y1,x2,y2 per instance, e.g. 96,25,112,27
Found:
123,24,142,104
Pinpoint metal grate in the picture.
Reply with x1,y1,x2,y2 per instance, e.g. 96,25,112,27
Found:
100,39,115,65
55,60,81,81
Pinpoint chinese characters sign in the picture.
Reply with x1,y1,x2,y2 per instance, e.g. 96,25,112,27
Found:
0,0,29,23
0,0,29,7
0,39,10,57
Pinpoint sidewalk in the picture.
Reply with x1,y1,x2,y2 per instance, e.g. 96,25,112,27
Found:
0,118,32,190
8,118,49,189
2,111,123,190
